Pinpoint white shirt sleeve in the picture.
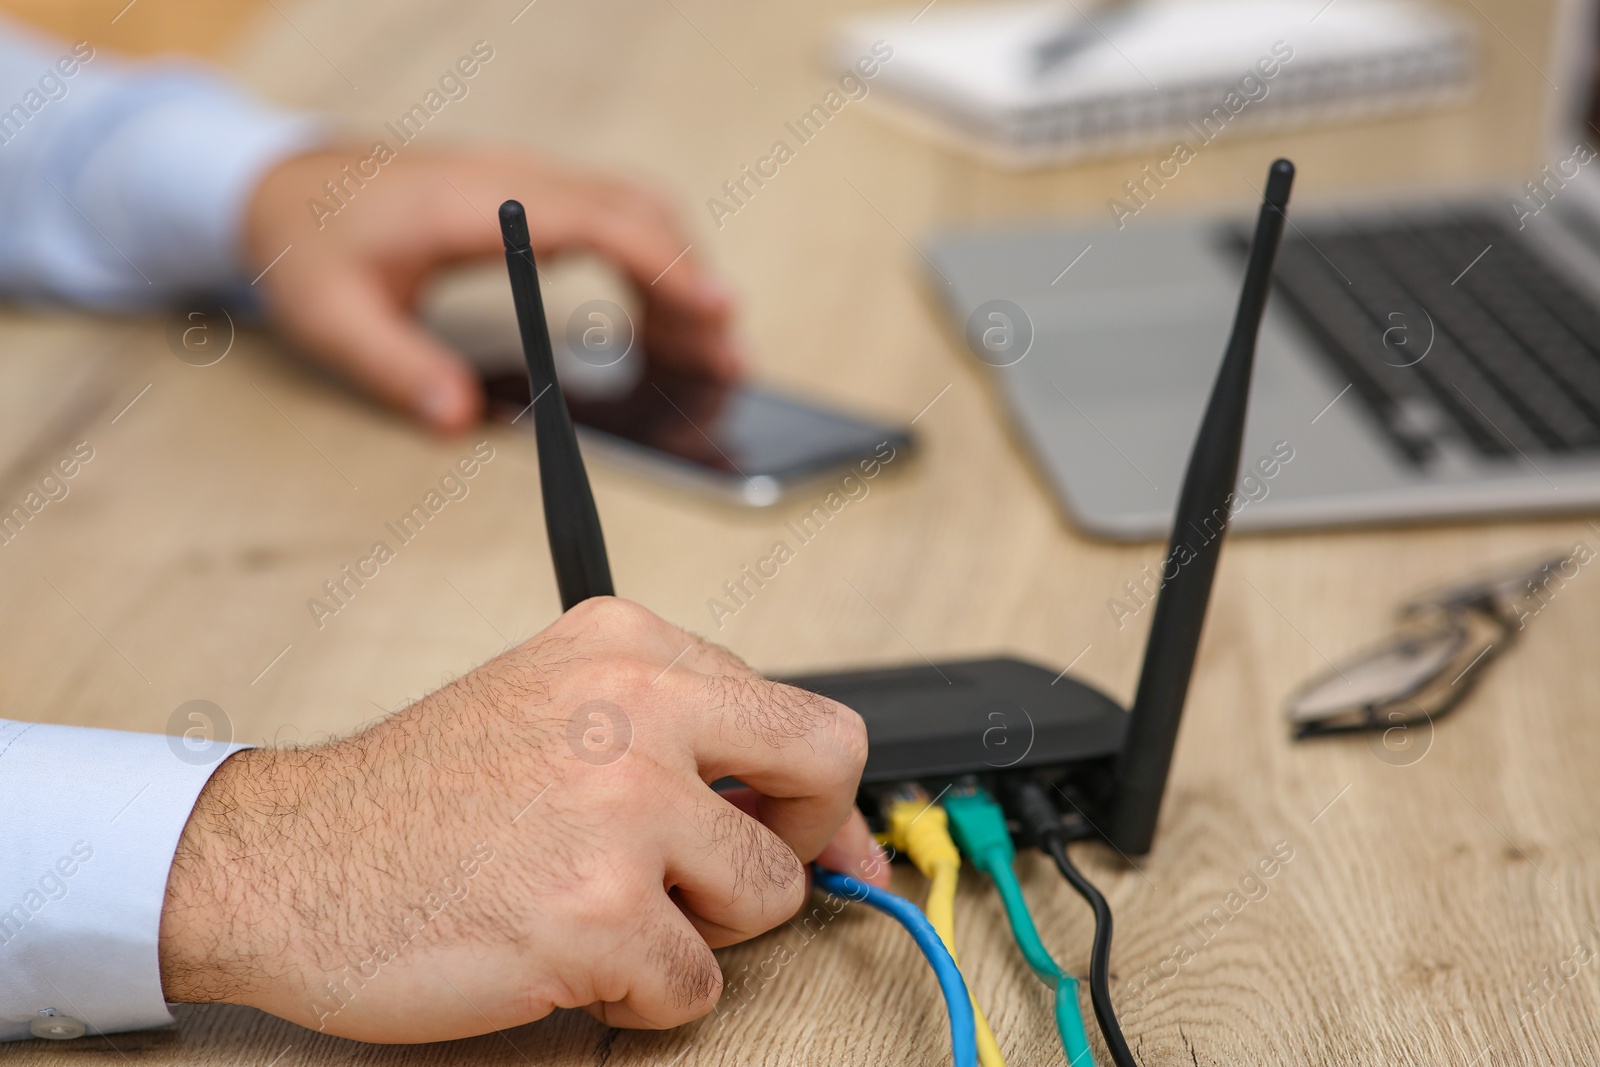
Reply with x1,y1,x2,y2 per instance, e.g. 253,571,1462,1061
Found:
0,15,325,309
0,20,330,1043
0,721,252,1041
0,22,316,1040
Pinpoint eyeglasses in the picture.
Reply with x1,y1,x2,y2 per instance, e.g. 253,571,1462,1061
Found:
1285,551,1582,740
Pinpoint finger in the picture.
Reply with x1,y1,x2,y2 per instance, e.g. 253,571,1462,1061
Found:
580,896,723,1029
671,673,868,864
722,791,890,891
524,191,743,381
548,190,720,315
657,780,808,948
555,599,865,865
280,270,483,432
433,162,745,380
815,807,892,889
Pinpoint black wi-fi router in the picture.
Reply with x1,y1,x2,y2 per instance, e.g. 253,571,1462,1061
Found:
498,158,1295,858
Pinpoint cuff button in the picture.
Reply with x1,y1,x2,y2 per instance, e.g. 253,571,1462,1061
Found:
31,1014,87,1040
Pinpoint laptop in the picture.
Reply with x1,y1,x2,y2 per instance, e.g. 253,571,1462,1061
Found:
928,0,1600,540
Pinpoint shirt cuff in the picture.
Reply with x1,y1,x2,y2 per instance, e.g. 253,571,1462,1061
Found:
0,719,252,1042
72,70,328,302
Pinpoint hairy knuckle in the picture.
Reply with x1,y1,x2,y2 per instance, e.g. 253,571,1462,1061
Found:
763,682,834,745
633,903,721,1019
662,932,722,1013
765,844,809,915
711,809,806,915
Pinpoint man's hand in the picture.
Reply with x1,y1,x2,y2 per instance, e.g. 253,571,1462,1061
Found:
157,598,884,1042
243,149,743,433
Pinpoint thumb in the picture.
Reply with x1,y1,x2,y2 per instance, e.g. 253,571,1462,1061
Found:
815,807,892,889
281,271,483,433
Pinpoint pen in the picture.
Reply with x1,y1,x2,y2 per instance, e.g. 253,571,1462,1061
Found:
1032,0,1132,78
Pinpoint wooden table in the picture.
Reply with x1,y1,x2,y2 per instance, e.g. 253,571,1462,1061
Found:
8,0,1600,1063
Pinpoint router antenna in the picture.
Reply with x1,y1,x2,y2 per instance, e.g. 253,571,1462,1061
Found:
500,199,614,610
1102,159,1295,855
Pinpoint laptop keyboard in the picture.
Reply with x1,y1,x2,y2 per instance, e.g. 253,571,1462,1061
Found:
1253,210,1600,464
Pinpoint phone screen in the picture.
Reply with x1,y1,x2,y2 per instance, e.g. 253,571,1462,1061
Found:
483,369,911,485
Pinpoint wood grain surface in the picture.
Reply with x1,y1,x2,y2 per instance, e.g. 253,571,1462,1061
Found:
0,0,267,57
7,0,1600,1064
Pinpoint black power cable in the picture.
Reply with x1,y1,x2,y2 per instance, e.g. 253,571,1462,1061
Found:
1009,779,1140,1067
1042,833,1137,1067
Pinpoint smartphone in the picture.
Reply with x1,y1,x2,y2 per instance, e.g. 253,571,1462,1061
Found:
483,368,914,507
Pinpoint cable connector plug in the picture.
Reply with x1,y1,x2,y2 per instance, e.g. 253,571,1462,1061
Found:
942,788,1015,876
881,783,1009,1067
1005,776,1068,847
885,792,961,880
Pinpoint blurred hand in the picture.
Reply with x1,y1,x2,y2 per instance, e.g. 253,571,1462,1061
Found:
243,149,744,433
158,597,885,1042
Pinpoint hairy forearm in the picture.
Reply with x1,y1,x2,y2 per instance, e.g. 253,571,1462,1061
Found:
156,697,517,1031
159,747,299,1005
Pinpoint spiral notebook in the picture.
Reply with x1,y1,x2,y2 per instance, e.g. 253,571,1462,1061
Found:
832,0,1476,167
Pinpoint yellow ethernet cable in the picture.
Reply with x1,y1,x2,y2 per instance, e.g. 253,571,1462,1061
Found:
885,789,1008,1067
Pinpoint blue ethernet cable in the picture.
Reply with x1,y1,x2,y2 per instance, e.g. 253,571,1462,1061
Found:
811,865,979,1067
